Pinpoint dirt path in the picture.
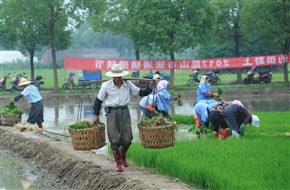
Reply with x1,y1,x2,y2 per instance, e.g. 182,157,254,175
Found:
0,127,193,190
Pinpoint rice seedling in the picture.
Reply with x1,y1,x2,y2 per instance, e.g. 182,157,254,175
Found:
170,114,194,125
129,112,290,189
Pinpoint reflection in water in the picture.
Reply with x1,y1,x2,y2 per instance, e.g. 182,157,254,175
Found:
20,98,289,134
2,98,288,190
0,150,55,190
19,98,289,156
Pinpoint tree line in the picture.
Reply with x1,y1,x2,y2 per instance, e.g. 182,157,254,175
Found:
0,0,289,91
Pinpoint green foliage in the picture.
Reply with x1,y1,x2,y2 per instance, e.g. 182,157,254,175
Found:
69,120,96,129
242,0,290,53
217,87,224,95
129,112,290,189
177,100,183,106
170,114,193,125
9,108,24,115
1,101,23,115
5,101,17,110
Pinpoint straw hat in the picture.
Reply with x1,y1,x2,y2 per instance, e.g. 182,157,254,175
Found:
153,74,161,80
105,64,129,77
18,78,31,86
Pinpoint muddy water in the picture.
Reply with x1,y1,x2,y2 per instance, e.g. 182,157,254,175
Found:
20,98,289,143
0,150,67,190
1,97,289,190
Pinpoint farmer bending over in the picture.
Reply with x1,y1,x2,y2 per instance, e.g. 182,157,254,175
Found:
224,100,260,138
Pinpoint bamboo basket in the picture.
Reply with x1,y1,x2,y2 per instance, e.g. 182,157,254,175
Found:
94,124,106,149
137,121,176,149
68,124,106,150
0,114,22,126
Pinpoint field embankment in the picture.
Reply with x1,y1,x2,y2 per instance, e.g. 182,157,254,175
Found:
0,127,192,190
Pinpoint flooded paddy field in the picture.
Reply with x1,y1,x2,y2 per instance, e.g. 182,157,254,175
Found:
0,87,289,190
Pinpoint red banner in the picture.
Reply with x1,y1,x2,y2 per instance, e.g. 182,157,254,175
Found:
64,54,289,70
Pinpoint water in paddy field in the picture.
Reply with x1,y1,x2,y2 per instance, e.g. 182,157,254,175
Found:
0,98,288,190
18,98,289,143
0,150,67,190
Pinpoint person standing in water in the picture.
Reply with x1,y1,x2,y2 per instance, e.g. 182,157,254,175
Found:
14,78,44,129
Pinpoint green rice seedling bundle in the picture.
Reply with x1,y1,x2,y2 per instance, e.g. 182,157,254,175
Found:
138,116,176,149
177,93,183,106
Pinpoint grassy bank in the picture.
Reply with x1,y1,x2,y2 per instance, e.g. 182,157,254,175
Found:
128,112,290,189
0,69,289,92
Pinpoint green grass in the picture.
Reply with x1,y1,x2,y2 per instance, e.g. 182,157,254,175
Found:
170,114,194,125
1,69,289,92
128,112,290,189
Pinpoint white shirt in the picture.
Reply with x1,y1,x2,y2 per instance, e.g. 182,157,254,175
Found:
21,84,42,103
97,79,139,107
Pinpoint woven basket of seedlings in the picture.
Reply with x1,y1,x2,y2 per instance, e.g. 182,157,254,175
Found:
68,121,106,150
137,116,176,149
0,101,23,126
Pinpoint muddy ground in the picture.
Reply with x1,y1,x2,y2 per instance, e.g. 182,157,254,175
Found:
0,127,193,190
0,87,289,190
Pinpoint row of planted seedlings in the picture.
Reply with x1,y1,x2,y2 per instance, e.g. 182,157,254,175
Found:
127,112,289,190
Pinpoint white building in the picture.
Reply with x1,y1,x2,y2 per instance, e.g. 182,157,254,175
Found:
0,50,38,64
0,50,26,64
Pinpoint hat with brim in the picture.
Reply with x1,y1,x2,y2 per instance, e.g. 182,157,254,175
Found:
153,74,161,80
105,64,129,77
18,78,31,86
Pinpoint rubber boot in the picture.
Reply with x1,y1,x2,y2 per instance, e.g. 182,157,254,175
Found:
113,150,123,172
194,116,200,129
213,131,219,139
221,128,229,140
121,147,129,167
38,123,43,129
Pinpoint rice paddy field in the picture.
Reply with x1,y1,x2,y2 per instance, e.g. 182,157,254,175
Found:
1,67,289,189
129,112,290,189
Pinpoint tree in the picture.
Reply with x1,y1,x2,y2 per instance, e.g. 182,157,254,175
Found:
126,0,216,88
36,0,88,92
87,0,141,59
242,0,290,85
210,0,246,83
0,0,93,92
0,0,49,79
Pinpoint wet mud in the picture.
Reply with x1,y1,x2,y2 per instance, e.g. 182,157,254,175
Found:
0,87,289,190
0,127,192,190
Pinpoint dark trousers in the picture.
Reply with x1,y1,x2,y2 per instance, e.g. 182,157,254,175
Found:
210,110,229,132
28,100,44,125
106,107,133,150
